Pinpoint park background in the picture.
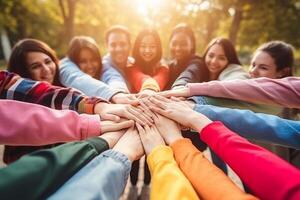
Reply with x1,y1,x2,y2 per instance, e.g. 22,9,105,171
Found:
0,0,300,74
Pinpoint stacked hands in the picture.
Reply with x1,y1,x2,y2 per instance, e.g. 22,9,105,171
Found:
94,94,212,162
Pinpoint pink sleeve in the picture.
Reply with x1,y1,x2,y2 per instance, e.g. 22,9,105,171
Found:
200,121,300,200
188,77,300,108
0,100,101,145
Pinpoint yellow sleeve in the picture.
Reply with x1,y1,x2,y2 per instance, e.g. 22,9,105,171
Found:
141,77,160,92
147,145,199,200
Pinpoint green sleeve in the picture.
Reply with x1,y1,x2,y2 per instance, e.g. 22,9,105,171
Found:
0,137,108,200
204,97,283,115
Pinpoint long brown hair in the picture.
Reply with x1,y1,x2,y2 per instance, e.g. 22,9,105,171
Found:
8,38,61,86
67,36,103,78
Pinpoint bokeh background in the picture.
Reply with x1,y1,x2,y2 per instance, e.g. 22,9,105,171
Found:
0,0,299,74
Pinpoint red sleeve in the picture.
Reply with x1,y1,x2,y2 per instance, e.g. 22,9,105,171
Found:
126,64,150,92
153,65,169,91
200,121,300,200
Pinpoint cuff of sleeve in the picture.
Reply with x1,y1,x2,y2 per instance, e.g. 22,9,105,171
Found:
147,145,173,172
78,97,109,114
141,78,160,92
87,137,109,154
188,96,208,105
80,114,101,139
200,121,224,143
102,149,132,182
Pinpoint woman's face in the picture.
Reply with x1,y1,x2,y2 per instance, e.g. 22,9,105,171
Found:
139,35,158,62
205,44,229,77
249,51,280,78
78,48,101,78
169,32,193,61
26,52,56,83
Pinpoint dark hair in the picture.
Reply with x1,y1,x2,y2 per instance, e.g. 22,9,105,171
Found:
256,41,294,76
169,23,196,54
67,36,102,78
132,28,162,75
7,38,61,86
105,25,131,44
203,37,241,66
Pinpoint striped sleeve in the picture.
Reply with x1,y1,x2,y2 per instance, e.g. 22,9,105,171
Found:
0,71,105,114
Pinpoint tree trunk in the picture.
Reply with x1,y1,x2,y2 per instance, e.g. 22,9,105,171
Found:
229,4,243,46
58,0,78,43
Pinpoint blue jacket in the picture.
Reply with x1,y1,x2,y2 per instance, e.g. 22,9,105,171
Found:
101,54,132,93
194,105,300,149
59,57,121,101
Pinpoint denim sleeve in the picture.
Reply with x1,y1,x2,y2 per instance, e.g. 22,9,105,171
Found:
188,95,208,105
59,57,118,101
193,105,300,149
101,57,129,93
48,149,131,200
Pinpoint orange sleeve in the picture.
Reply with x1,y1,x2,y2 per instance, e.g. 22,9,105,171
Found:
170,138,257,200
152,64,169,91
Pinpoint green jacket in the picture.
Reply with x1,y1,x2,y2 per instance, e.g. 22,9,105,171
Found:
0,137,109,200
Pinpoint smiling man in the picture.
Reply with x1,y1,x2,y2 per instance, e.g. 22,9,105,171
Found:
102,25,133,93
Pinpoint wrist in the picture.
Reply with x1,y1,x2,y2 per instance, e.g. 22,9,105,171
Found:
189,112,212,132
166,134,183,145
94,102,108,115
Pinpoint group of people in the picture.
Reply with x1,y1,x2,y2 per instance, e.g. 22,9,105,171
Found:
0,23,300,200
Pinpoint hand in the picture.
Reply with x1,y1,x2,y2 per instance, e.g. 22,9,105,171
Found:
113,126,144,161
111,93,139,105
99,130,126,148
148,95,212,132
101,119,134,133
153,114,183,145
136,123,165,155
158,87,189,98
136,89,157,99
94,103,153,125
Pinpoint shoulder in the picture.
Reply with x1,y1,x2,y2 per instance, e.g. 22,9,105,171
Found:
219,64,250,81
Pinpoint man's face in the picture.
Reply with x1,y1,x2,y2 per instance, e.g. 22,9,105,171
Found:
107,32,130,68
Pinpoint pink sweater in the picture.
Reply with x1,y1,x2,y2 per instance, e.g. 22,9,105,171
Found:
188,77,300,108
200,121,300,200
0,100,101,145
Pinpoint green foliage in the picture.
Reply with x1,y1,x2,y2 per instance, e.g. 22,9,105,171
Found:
0,0,299,72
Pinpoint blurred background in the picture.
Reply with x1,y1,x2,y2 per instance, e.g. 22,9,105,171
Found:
0,0,299,74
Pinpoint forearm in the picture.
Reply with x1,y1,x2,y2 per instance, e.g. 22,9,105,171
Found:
0,137,109,199
171,138,256,200
0,71,105,114
194,105,300,149
59,58,117,100
204,96,283,115
48,149,131,200
147,145,198,200
188,77,300,108
0,100,101,145
200,122,300,200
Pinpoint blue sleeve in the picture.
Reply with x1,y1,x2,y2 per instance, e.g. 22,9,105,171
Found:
59,57,118,101
48,149,131,200
193,105,300,149
101,56,129,93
